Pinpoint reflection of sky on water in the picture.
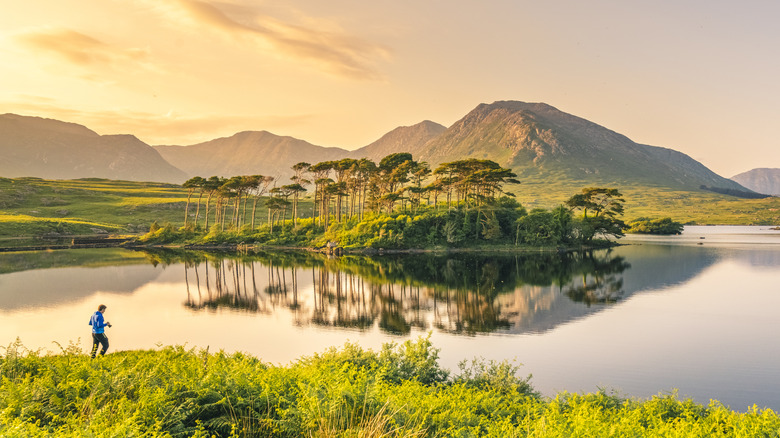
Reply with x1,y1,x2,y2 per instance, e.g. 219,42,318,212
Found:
1,227,779,412
623,225,780,246
0,265,161,310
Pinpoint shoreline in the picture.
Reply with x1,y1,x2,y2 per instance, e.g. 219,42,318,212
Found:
0,236,621,254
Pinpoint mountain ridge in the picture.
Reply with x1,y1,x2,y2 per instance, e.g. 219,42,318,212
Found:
417,101,747,191
348,120,447,162
0,102,758,195
155,130,349,179
731,168,780,196
0,113,187,183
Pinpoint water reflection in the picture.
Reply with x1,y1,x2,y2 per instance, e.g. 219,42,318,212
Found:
0,244,731,335
0,249,155,310
138,249,632,335
3,229,779,411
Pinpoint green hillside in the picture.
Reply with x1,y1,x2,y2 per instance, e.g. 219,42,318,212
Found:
0,178,189,239
512,177,780,225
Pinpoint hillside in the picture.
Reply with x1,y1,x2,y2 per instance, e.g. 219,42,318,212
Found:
349,120,447,162
731,168,780,195
155,131,348,180
419,101,748,191
155,122,446,181
0,114,187,183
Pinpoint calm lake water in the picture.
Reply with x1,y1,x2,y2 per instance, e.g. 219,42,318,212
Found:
1,225,779,411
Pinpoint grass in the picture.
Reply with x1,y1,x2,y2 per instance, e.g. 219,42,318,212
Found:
512,180,780,225
0,213,121,236
1,336,778,437
0,178,192,236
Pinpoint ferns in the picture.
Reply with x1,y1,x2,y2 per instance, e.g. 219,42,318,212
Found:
1,339,779,437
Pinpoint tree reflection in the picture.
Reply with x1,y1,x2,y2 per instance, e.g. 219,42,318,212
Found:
563,251,631,306
145,248,631,335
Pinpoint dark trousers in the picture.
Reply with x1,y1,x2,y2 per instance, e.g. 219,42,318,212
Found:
91,333,109,358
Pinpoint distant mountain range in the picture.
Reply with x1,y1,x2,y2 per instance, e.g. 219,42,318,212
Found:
154,131,347,180
0,102,758,194
0,113,186,183
730,168,780,196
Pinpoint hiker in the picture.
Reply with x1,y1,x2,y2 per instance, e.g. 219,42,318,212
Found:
89,304,112,358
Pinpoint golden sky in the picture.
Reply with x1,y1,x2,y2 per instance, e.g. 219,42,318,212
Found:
1,0,778,176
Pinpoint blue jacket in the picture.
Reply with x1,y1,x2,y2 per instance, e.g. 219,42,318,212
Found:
89,311,108,334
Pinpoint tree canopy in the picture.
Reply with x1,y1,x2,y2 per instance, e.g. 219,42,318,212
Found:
566,187,627,241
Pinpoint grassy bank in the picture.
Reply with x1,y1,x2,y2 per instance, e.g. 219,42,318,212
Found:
1,337,777,437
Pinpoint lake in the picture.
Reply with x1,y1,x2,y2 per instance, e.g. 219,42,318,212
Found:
1,225,779,411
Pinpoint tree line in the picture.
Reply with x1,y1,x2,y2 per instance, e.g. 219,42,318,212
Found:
180,153,521,233
165,153,629,248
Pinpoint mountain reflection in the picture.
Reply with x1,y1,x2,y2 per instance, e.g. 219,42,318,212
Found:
144,249,631,335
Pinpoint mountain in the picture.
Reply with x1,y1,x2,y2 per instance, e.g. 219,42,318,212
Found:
349,120,446,162
155,122,446,181
0,114,187,183
157,102,744,192
2,103,753,195
418,101,747,191
731,168,780,196
154,131,348,180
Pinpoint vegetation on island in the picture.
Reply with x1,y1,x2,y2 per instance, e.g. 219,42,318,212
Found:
140,154,631,248
628,217,685,235
2,163,779,248
2,336,778,437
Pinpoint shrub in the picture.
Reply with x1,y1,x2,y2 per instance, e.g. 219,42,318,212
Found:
139,222,180,244
628,217,684,235
2,339,780,437
515,209,559,246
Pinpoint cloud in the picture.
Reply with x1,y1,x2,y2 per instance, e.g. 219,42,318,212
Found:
167,0,390,80
15,28,151,70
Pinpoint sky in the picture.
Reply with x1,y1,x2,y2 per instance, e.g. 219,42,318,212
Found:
1,0,779,177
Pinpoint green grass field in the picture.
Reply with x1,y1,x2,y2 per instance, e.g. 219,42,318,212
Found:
0,178,191,237
0,177,777,242
513,179,780,225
